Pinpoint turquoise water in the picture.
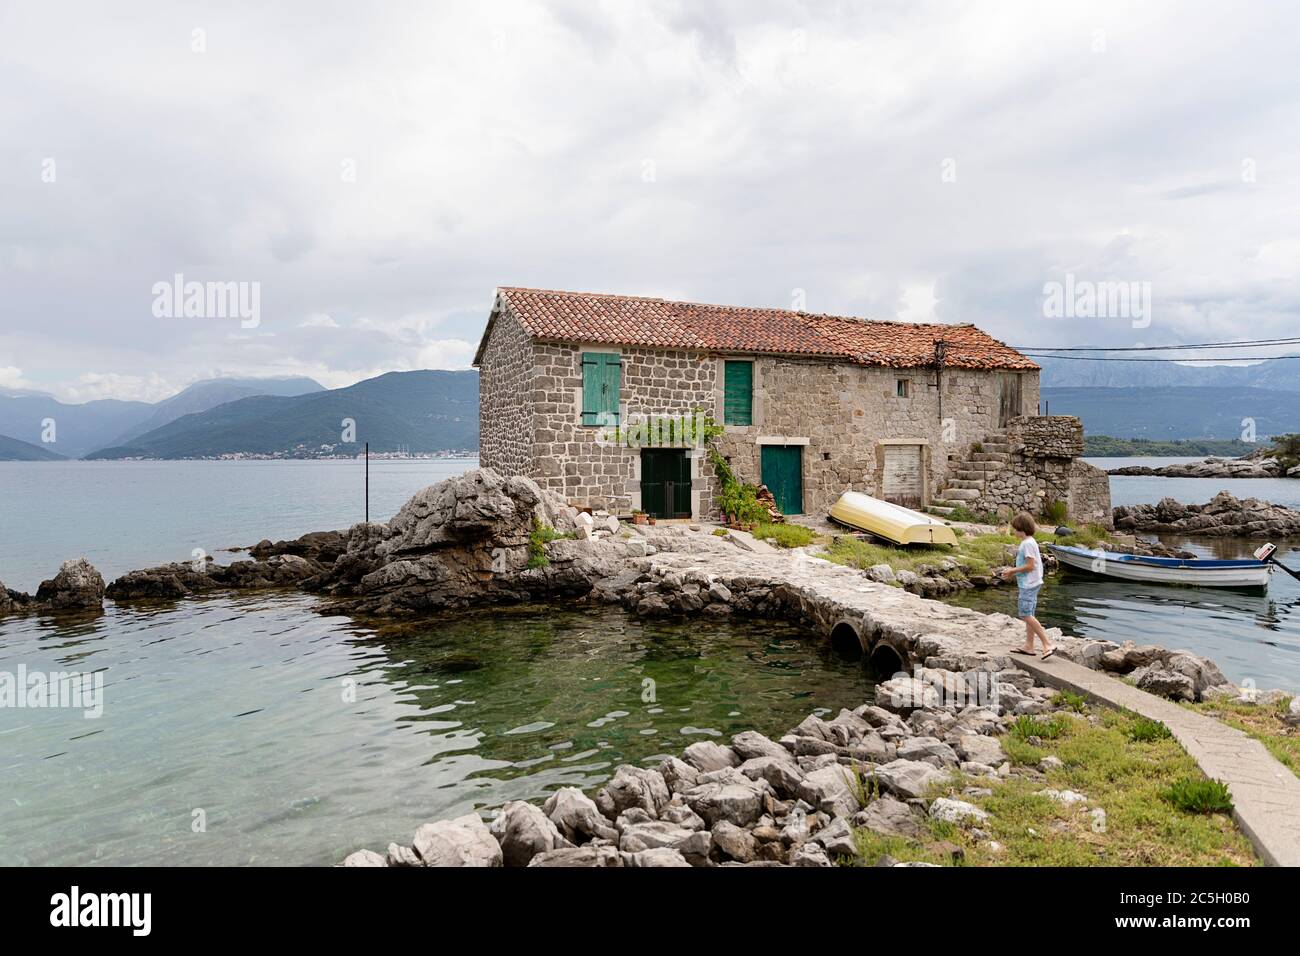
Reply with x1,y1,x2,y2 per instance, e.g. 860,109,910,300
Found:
0,596,870,866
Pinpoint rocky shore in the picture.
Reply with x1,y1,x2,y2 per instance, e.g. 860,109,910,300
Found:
341,662,1077,868
1108,455,1291,479
1113,491,1300,537
4,467,1286,867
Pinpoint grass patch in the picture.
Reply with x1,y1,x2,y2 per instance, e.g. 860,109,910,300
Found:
850,709,1258,866
527,517,572,569
1187,696,1300,778
1009,714,1071,740
1052,690,1089,714
751,522,817,549
1127,717,1173,742
1162,778,1233,814
822,524,1119,578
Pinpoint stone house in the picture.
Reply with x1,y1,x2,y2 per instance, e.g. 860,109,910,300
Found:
474,287,1108,524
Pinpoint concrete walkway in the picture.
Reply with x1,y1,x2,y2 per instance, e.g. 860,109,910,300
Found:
1018,655,1300,866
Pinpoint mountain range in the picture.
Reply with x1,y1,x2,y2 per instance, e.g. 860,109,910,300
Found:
85,370,478,459
2,354,1295,460
0,376,323,459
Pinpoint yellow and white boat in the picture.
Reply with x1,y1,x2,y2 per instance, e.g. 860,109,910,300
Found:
828,491,958,547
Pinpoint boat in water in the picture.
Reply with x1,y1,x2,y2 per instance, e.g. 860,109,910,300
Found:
828,491,957,546
1045,543,1274,590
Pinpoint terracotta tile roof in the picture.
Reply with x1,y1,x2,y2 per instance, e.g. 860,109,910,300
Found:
482,287,1037,371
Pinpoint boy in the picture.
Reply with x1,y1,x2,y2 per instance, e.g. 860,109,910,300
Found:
1001,512,1055,659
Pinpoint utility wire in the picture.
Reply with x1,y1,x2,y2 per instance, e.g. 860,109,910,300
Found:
1021,352,1300,363
1014,336,1300,352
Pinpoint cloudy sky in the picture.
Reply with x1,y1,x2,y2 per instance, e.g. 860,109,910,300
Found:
3,1,1298,403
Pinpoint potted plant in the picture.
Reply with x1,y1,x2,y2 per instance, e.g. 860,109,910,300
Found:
631,509,648,525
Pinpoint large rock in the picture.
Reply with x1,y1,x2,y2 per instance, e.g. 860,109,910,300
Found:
954,734,1004,766
1134,666,1196,703
412,813,503,867
489,801,570,867
738,755,805,798
681,779,768,828
875,677,942,714
929,798,990,827
528,845,623,867
798,764,862,818
618,821,711,864
731,730,796,764
854,796,923,838
682,740,741,773
1113,491,1300,537
543,787,619,843
34,558,105,610
594,765,671,820
873,759,951,800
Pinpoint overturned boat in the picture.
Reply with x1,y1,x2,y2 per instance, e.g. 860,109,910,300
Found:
1045,543,1276,590
828,491,958,546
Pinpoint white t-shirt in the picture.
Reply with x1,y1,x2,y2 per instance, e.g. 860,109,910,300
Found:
1016,536,1043,589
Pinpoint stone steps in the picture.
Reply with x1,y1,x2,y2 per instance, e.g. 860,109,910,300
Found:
969,452,1010,463
954,468,995,481
943,478,986,491
936,487,982,502
925,505,957,516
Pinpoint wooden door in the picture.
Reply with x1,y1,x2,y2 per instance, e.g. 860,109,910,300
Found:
641,449,691,518
760,445,803,515
998,373,1022,428
881,444,924,508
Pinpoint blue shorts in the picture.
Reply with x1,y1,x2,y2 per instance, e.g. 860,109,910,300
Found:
1017,585,1041,618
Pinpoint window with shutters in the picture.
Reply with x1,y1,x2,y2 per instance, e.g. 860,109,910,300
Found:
723,360,753,426
581,352,621,426
896,378,911,398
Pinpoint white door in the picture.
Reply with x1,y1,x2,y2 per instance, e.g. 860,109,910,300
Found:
881,444,924,507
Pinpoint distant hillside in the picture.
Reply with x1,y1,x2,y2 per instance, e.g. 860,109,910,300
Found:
0,395,153,459
0,433,66,461
1042,386,1300,440
0,375,325,458
101,376,323,449
87,370,478,459
1083,435,1258,457
1038,356,1300,390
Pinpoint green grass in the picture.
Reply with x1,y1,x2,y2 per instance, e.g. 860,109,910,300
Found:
527,517,572,569
751,522,817,549
1162,778,1233,814
850,709,1257,866
1052,690,1089,714
1127,717,1173,742
821,524,1117,579
1008,714,1071,740
1187,696,1300,778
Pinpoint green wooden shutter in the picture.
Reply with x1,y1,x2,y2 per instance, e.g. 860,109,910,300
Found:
582,352,621,426
723,360,753,426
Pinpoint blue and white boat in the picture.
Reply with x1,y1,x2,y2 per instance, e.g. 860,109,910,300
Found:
1045,543,1275,590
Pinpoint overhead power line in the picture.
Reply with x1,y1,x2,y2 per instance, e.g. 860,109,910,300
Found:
1021,352,1300,363
1013,336,1300,352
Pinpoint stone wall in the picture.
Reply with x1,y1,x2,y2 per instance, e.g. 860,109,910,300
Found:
712,361,1031,516
974,417,1111,528
480,307,1043,519
1005,415,1084,459
478,306,537,478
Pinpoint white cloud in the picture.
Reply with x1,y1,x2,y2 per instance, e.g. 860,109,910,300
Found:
3,0,1300,402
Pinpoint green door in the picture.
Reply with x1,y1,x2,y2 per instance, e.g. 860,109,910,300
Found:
641,450,691,519
760,445,803,515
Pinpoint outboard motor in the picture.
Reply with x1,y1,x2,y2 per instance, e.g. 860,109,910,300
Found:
1257,542,1300,582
